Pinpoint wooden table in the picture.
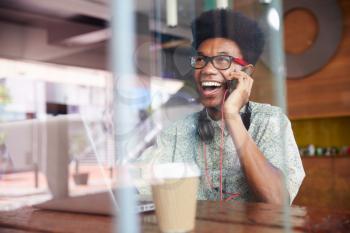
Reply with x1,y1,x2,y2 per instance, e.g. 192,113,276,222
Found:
0,201,349,232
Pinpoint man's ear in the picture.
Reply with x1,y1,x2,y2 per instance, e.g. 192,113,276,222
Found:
242,64,255,76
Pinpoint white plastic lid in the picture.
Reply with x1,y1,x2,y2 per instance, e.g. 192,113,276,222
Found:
150,163,200,180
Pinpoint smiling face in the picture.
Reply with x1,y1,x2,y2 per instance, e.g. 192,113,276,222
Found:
193,38,244,110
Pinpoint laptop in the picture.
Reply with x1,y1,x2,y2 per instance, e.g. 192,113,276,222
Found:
0,114,154,214
34,190,155,215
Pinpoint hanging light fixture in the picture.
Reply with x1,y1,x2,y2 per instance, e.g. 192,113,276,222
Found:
259,0,272,4
166,0,178,27
216,0,229,8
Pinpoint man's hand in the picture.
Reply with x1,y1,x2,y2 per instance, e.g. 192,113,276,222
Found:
223,67,254,118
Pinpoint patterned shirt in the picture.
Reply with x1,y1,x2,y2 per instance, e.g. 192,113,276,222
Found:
137,101,305,204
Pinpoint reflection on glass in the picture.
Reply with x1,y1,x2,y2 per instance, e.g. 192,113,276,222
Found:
0,59,110,211
4,0,348,232
120,2,306,233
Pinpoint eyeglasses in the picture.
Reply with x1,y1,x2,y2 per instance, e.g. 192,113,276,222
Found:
190,55,248,70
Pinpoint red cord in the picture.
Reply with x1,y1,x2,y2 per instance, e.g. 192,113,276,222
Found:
219,90,228,201
201,89,240,202
202,140,240,201
224,192,240,202
221,90,240,201
202,143,214,189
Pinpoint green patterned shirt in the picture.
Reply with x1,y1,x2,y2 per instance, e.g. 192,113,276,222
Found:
137,101,305,204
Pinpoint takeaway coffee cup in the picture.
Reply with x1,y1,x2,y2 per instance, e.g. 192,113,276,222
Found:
151,163,200,233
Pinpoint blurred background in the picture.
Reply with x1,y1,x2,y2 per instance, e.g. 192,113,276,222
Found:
0,0,349,212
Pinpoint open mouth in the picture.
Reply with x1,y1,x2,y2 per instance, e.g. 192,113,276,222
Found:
201,81,224,91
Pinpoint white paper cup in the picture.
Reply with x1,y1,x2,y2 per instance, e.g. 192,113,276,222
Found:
151,163,200,233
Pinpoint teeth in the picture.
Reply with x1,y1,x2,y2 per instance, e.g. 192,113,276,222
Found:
201,81,222,87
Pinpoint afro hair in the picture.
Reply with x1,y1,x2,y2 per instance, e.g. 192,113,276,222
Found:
191,9,265,65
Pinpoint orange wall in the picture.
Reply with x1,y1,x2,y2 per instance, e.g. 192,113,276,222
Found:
286,0,350,119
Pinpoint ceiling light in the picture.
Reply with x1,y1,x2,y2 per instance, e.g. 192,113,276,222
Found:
216,0,229,8
166,0,178,27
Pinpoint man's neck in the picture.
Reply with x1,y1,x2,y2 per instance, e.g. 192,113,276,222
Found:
206,107,222,121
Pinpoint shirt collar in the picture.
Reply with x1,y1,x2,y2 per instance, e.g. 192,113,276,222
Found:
205,105,247,136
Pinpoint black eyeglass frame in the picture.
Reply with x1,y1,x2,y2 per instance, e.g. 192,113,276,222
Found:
190,55,248,70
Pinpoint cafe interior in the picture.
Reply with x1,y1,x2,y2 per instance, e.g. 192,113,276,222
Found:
0,0,349,232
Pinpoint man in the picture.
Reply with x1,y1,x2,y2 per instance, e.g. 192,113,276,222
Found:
138,9,305,205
